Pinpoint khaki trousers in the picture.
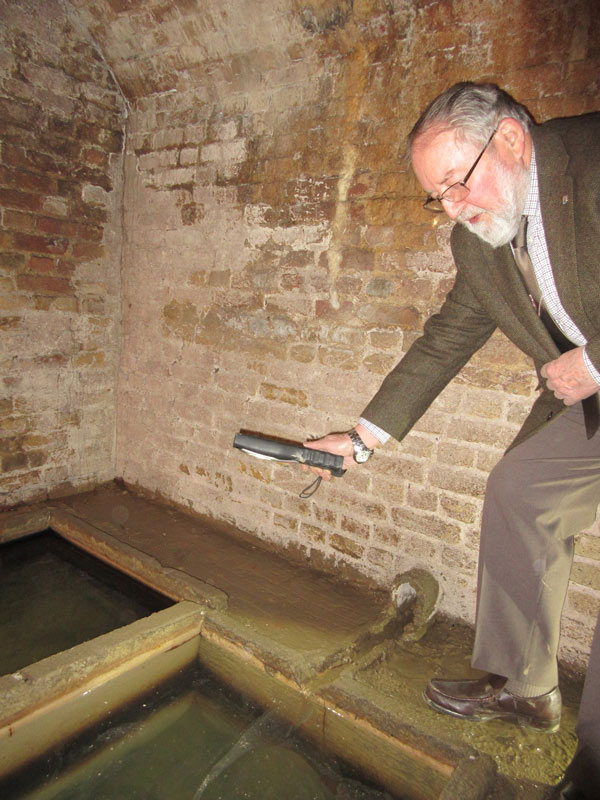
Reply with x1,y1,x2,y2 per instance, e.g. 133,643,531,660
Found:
471,402,600,752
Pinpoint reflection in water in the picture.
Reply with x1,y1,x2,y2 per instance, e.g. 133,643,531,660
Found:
0,531,171,675
4,665,397,800
194,709,304,798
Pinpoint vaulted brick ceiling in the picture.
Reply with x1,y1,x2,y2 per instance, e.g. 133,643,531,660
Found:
67,0,331,100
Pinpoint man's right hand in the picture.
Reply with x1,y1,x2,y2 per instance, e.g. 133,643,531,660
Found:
302,425,378,480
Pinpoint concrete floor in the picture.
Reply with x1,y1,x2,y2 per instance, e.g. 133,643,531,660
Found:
0,482,584,799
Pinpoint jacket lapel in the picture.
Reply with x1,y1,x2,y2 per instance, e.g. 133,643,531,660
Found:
479,238,560,364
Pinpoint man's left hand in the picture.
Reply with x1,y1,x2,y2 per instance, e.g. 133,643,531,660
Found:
540,347,600,405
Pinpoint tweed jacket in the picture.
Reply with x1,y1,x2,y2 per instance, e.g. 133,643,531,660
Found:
362,112,600,451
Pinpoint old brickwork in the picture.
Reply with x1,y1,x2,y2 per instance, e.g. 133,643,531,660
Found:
108,0,599,667
2,0,599,669
0,0,126,505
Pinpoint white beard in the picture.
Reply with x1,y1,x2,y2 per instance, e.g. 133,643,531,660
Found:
457,159,530,248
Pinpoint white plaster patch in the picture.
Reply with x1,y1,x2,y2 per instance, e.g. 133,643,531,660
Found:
43,196,69,217
82,183,109,205
216,120,238,140
201,139,247,164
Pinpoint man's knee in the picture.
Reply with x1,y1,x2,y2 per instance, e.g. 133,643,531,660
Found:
485,452,528,505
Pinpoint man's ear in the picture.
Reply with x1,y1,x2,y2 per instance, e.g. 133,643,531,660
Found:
496,117,527,162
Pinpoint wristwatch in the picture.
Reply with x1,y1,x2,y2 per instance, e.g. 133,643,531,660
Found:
348,430,374,463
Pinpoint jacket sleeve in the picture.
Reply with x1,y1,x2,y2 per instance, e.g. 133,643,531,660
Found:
361,270,497,442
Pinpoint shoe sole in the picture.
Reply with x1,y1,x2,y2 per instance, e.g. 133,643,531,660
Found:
423,690,560,733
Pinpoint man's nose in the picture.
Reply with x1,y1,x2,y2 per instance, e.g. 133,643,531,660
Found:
441,196,466,220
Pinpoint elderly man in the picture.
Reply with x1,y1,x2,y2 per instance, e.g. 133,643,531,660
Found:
305,83,600,799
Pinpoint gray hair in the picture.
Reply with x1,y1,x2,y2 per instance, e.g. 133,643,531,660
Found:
408,82,535,158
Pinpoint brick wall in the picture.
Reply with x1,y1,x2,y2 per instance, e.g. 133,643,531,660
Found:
106,0,600,667
0,0,126,505
2,0,599,669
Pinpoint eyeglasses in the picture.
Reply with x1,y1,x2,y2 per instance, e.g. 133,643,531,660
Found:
423,126,498,213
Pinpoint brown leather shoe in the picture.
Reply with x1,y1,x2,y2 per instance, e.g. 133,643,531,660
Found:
424,673,561,732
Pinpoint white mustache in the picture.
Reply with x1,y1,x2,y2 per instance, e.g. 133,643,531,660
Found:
457,205,487,224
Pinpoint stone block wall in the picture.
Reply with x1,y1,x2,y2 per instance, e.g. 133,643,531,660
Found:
106,0,600,666
2,0,599,668
0,0,126,505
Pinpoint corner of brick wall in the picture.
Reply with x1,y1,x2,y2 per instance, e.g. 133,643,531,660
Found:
0,0,126,506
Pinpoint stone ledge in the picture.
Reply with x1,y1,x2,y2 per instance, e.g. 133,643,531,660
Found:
0,602,204,779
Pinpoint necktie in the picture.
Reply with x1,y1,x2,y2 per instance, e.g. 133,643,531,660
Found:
511,216,599,438
512,216,543,309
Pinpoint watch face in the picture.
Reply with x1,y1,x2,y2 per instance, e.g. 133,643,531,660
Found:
354,448,370,463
